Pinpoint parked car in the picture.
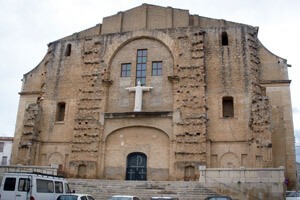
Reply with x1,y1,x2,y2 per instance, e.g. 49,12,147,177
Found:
204,196,232,200
286,191,300,200
151,197,179,200
57,194,95,200
0,172,70,200
108,195,140,200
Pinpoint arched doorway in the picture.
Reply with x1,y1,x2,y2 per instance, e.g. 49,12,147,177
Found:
126,152,147,181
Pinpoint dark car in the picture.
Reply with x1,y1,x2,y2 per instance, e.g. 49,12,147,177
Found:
204,196,232,200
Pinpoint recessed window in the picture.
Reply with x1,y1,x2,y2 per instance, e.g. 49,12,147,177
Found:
121,63,131,77
0,142,4,152
56,102,66,121
221,32,228,46
65,44,72,56
152,61,162,76
136,49,147,86
1,156,7,165
222,96,234,118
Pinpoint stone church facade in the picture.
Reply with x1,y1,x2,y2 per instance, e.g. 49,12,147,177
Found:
11,4,296,188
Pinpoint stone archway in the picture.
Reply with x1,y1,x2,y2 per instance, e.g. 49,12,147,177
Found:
220,152,239,168
104,126,170,181
48,152,63,166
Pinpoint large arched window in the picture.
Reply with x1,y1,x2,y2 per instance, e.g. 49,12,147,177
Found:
221,32,228,46
222,96,234,118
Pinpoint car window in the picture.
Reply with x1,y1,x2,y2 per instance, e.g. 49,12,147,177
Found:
4,177,16,191
81,196,88,200
55,181,63,193
36,179,54,193
87,196,95,200
65,183,71,193
18,178,30,192
286,191,297,197
57,195,78,200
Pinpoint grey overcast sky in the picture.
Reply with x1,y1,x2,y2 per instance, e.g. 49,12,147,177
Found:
1,0,300,159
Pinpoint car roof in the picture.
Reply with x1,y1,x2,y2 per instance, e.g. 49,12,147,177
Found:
112,195,138,197
59,194,91,197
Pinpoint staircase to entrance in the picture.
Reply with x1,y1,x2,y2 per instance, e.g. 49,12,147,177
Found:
67,179,220,200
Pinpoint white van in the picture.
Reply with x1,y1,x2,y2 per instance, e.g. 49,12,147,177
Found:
0,172,71,200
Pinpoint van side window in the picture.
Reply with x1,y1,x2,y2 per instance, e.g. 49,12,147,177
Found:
36,179,54,193
4,177,16,191
18,178,30,191
55,181,63,193
64,183,70,193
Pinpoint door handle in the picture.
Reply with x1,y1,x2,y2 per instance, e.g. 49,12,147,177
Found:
16,194,21,197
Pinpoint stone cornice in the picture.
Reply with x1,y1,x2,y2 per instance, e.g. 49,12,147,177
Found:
19,91,41,96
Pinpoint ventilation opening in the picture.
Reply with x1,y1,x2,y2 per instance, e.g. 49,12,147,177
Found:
222,32,228,46
65,44,72,56
56,102,66,121
222,96,234,118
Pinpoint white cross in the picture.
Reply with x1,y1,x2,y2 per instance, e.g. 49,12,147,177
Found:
126,81,153,112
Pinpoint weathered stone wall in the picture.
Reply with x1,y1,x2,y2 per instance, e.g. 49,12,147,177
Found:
199,166,285,200
10,3,296,190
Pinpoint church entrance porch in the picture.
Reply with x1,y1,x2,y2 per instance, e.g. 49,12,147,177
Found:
126,152,147,181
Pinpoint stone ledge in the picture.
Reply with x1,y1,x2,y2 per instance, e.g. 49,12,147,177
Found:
260,80,291,85
104,111,173,119
19,91,41,95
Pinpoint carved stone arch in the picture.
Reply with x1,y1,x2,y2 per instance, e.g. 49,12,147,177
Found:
220,152,240,168
48,152,63,166
104,29,175,72
106,31,175,113
103,126,170,180
104,125,170,141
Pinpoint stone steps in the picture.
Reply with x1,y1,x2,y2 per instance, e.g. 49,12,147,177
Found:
67,179,220,200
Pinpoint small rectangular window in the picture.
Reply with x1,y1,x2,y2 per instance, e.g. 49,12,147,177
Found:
18,178,30,192
4,177,16,191
222,97,234,118
121,63,131,77
55,181,63,193
152,61,162,76
36,179,54,193
56,102,66,121
0,142,4,152
1,156,7,165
